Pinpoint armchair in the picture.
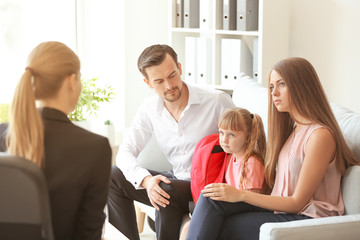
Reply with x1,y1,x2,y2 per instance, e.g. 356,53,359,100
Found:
259,103,360,240
0,153,54,240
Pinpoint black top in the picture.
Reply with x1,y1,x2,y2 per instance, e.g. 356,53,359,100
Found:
0,107,112,240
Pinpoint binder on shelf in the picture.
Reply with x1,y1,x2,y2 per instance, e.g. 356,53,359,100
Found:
223,0,236,30
237,0,259,31
185,37,198,84
239,39,253,78
221,38,240,86
252,37,258,81
199,0,211,30
221,38,253,86
176,0,184,27
184,0,200,28
197,37,211,85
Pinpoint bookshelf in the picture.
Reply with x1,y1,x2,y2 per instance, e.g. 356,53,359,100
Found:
168,0,289,90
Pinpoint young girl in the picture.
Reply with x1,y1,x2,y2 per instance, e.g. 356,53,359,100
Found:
217,107,267,196
180,107,267,240
186,57,360,240
0,41,111,240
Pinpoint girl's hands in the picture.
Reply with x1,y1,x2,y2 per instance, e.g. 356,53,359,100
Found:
201,183,242,202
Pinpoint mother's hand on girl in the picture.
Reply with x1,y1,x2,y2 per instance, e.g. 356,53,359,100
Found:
202,183,242,202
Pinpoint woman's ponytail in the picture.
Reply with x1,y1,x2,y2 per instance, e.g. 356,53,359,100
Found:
7,68,44,167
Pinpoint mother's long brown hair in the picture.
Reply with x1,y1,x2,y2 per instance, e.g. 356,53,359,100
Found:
6,41,80,167
265,57,359,188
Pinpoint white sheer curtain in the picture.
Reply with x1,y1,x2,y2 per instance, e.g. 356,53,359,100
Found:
0,0,76,103
0,0,125,135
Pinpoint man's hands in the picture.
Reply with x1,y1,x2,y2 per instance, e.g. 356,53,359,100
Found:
141,175,171,210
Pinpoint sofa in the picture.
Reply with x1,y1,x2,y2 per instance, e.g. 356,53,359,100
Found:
137,78,360,239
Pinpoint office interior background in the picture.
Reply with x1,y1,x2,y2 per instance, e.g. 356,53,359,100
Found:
0,0,359,142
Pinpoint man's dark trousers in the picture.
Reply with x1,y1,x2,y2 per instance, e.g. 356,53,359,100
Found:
107,166,192,240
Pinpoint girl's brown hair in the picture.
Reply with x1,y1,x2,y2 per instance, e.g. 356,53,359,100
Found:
6,41,80,167
218,107,267,186
265,57,359,188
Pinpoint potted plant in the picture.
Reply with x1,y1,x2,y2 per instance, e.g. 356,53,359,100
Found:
0,103,10,123
104,120,115,145
68,77,115,123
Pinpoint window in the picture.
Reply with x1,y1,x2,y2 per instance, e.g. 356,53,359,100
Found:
0,0,76,103
0,0,125,132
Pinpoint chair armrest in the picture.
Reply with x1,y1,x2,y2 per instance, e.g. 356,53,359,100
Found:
259,214,360,240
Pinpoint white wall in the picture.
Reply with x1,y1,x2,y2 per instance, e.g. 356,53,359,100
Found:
288,0,360,113
123,0,169,127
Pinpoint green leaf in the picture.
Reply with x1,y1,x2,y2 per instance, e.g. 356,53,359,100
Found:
68,77,115,122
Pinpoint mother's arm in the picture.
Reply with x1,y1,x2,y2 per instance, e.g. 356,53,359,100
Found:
203,128,336,214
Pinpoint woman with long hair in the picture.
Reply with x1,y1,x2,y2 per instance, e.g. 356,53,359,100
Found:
186,57,359,240
0,41,111,240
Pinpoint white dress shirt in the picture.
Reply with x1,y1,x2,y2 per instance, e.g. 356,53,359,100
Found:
116,83,235,188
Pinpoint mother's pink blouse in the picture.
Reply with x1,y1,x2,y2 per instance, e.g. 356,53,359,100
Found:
271,124,344,218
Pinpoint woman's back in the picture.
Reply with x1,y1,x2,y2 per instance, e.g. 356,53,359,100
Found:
40,107,111,239
0,108,111,240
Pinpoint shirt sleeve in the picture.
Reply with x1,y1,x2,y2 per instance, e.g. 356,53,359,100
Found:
217,91,236,115
116,103,153,189
244,156,265,190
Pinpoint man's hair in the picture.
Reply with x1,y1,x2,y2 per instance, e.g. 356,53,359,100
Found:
137,44,178,79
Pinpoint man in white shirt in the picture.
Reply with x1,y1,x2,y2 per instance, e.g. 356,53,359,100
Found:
108,44,235,240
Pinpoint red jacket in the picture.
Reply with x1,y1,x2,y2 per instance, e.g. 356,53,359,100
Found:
190,133,227,204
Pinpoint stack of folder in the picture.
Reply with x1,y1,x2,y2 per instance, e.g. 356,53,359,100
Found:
176,0,259,31
223,0,259,31
184,37,211,85
221,38,253,86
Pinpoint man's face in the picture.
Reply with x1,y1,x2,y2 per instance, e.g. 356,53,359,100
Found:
144,54,183,103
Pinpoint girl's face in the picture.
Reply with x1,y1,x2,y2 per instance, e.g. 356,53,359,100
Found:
269,70,291,112
219,128,247,157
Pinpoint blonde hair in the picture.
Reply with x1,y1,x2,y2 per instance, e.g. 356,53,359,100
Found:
265,57,360,188
6,41,80,167
218,107,267,187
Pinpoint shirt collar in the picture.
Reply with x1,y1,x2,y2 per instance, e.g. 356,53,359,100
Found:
39,107,71,123
187,83,201,105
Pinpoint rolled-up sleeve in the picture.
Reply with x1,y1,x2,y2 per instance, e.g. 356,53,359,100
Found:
116,104,153,189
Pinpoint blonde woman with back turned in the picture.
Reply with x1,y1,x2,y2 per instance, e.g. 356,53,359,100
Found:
186,57,360,240
0,41,112,240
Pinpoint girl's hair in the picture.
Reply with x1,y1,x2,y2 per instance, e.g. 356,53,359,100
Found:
6,41,80,167
265,57,359,188
218,107,267,186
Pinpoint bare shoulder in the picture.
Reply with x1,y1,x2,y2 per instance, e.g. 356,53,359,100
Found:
306,127,336,162
308,127,335,144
